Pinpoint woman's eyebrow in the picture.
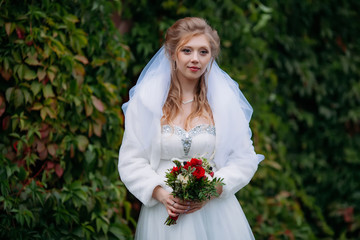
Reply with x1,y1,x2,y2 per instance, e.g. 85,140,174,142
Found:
182,45,210,49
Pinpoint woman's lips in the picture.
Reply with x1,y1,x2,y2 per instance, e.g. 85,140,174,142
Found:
188,66,200,72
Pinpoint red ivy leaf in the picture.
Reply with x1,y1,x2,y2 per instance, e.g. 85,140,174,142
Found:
46,161,55,170
47,144,58,157
74,55,89,65
343,207,354,223
2,116,10,130
16,27,25,39
0,94,5,117
40,123,50,139
284,229,295,240
336,36,347,53
1,68,12,81
55,164,64,178
91,96,105,112
13,141,18,152
38,148,48,160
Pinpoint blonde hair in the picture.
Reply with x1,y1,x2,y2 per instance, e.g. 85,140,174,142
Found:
162,17,220,129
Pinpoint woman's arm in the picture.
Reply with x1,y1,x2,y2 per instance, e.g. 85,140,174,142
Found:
214,127,262,198
118,134,165,207
118,100,165,207
152,186,190,217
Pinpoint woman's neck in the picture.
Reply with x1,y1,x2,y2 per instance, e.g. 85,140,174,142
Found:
178,77,199,101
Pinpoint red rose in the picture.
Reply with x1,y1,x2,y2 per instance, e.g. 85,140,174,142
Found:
183,162,190,170
193,166,205,179
169,215,178,221
190,158,202,166
210,172,214,177
171,166,180,175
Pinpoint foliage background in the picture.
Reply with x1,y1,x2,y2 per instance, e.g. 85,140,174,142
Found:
1,0,360,239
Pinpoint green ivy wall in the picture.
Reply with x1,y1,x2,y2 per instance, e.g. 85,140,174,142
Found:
0,0,133,239
1,0,359,239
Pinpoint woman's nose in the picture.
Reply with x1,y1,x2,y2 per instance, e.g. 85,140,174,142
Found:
191,53,199,62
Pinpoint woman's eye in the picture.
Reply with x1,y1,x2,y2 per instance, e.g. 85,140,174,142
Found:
200,50,209,55
181,49,191,54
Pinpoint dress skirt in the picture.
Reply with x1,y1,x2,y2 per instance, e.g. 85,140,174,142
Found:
134,125,256,240
135,195,255,240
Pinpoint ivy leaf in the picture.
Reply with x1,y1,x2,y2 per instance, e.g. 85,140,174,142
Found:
36,139,46,153
18,167,27,181
259,3,273,13
72,63,85,85
40,108,47,120
46,161,55,170
16,64,24,79
253,14,272,32
37,69,46,81
25,54,41,66
84,100,93,116
12,51,22,63
47,71,55,83
74,55,89,65
3,58,10,71
76,135,89,152
22,89,32,104
91,96,105,112
84,149,96,164
96,216,109,234
14,89,24,108
31,82,42,96
48,37,66,55
43,85,55,98
55,164,64,178
2,115,11,130
45,106,57,119
5,87,14,102
47,144,58,157
24,67,37,80
0,68,12,81
47,66,58,82
93,121,102,137
64,14,79,23
91,58,108,67
31,102,43,111
5,22,12,36
0,95,5,117
109,224,127,239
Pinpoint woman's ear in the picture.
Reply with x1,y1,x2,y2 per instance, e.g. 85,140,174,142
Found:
171,52,176,61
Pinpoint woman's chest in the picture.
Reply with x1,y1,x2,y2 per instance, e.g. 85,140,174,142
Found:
160,124,216,160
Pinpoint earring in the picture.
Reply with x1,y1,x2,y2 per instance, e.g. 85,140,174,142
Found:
173,61,177,70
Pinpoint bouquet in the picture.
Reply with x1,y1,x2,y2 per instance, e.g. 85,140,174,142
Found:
164,157,224,225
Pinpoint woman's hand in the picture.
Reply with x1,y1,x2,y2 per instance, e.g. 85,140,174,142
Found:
185,184,223,214
152,186,190,217
152,184,223,216
184,201,207,214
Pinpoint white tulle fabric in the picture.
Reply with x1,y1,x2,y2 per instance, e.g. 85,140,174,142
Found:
118,46,264,238
136,126,254,239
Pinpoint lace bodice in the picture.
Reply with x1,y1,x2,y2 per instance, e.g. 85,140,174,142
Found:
160,124,216,161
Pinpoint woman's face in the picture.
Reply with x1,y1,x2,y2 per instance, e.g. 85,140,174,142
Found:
175,34,212,83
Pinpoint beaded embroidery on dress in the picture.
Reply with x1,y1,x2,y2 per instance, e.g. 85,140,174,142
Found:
162,124,216,157
134,124,255,240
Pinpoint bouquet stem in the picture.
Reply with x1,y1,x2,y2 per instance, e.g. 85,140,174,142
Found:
164,215,179,226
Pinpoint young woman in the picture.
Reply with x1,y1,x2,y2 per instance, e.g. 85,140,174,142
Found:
118,17,264,240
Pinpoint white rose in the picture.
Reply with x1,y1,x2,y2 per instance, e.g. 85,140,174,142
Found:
177,174,189,184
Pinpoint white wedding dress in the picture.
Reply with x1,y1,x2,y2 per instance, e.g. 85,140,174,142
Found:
135,124,255,240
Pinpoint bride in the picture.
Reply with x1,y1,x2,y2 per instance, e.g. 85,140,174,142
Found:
118,17,264,240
